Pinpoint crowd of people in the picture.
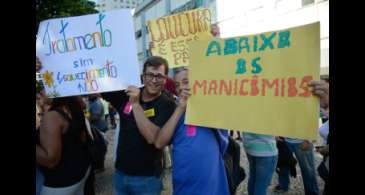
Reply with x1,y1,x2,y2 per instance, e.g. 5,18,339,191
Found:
36,24,330,195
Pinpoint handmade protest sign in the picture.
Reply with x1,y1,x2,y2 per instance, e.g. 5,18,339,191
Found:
36,9,141,98
147,8,213,68
185,22,320,140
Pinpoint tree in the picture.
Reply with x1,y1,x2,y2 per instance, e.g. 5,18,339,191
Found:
36,0,98,32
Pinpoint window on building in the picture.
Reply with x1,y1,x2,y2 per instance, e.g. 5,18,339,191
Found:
302,0,314,6
135,30,142,38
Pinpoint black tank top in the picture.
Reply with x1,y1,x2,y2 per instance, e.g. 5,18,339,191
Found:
39,109,91,187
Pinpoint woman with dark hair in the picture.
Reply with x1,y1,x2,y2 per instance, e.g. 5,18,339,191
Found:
36,96,92,195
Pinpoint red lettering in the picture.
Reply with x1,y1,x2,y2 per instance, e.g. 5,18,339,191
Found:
233,79,238,95
262,79,279,96
219,80,232,95
193,80,207,95
288,77,298,97
250,75,260,96
208,80,218,95
281,78,285,97
52,41,57,53
299,75,313,97
239,79,249,96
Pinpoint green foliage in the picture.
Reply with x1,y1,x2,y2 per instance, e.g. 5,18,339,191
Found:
36,0,98,32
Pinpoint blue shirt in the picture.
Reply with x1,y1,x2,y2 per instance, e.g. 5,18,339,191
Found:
171,114,230,195
89,98,108,132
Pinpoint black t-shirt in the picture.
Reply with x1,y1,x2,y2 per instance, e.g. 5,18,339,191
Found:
102,89,176,176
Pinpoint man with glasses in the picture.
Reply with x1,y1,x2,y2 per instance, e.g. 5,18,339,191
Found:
101,56,176,195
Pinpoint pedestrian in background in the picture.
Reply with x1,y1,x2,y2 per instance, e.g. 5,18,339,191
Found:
242,131,278,195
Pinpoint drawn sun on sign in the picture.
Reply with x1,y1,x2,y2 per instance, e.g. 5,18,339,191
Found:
42,70,60,98
43,71,54,88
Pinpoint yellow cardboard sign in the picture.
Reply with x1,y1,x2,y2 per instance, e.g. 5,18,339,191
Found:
144,108,155,118
147,8,213,68
185,22,320,140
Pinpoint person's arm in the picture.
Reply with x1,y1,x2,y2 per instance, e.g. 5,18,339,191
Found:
154,88,190,149
131,102,161,144
127,85,177,144
36,111,64,168
125,86,160,143
154,106,185,149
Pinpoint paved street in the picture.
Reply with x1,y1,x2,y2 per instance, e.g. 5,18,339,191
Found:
95,126,324,195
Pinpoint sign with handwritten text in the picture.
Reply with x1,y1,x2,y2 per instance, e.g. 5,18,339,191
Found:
147,8,213,68
36,9,141,98
185,22,320,140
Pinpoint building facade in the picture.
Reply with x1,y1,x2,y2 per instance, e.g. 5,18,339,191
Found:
133,0,329,75
216,0,329,75
96,0,142,12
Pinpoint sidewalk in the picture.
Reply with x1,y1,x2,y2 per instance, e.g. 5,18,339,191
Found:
95,130,325,195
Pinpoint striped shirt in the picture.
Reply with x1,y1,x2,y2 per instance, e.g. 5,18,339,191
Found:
242,132,278,157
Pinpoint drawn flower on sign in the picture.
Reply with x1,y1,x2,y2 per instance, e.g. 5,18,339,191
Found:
43,71,54,88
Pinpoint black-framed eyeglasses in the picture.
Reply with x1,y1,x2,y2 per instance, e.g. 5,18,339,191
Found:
143,73,166,82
